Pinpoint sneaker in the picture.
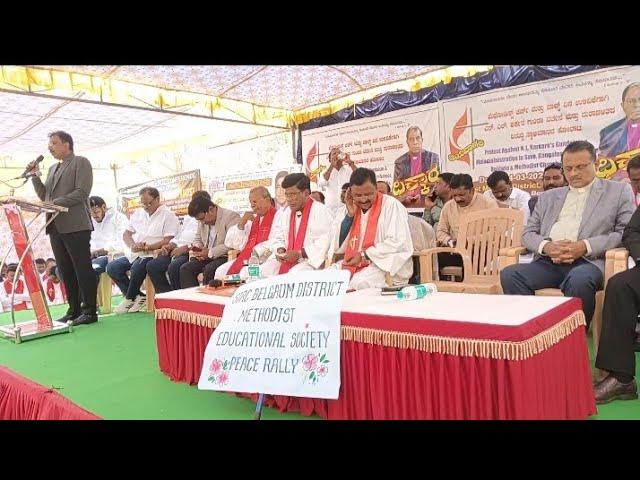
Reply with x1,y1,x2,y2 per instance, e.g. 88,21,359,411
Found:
128,294,147,313
114,298,134,314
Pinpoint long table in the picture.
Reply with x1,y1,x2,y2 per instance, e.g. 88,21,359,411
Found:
154,287,596,420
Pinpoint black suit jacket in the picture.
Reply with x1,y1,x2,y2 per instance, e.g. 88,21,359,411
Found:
623,206,640,263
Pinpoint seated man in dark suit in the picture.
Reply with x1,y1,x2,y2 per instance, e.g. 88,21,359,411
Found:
594,206,640,404
528,162,567,215
501,141,635,329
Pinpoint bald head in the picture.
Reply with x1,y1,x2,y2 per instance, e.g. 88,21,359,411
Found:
249,186,273,215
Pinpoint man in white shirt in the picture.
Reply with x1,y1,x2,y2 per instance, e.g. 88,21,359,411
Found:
146,191,210,292
107,187,179,313
89,196,128,277
330,168,414,290
317,147,356,215
501,141,636,328
0,264,31,312
484,170,531,224
260,173,333,277
214,186,281,281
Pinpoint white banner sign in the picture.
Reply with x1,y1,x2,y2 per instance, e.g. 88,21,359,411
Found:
207,165,302,213
198,269,349,399
441,66,640,194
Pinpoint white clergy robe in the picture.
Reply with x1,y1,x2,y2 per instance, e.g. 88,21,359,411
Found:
331,194,414,290
260,201,333,277
214,210,283,281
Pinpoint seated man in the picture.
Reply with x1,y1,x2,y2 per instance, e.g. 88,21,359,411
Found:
528,163,567,214
35,258,47,283
146,191,210,292
331,168,413,290
0,264,30,312
501,140,635,329
215,187,280,281
108,187,179,314
423,172,454,231
627,154,640,208
89,195,128,278
593,205,640,403
260,173,333,277
179,197,240,287
45,265,67,306
484,170,531,224
437,174,498,249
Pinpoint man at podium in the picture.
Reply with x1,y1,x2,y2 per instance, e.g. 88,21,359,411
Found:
28,131,98,326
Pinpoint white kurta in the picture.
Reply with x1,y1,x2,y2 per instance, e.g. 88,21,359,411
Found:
331,195,414,290
260,201,333,277
215,210,283,281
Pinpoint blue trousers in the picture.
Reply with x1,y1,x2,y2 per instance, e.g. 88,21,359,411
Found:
92,255,109,275
146,254,189,293
106,256,152,300
500,257,603,328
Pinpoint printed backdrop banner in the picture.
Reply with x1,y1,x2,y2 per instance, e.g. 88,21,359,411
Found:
198,269,349,399
208,165,302,213
118,170,202,217
301,105,441,209
441,65,640,195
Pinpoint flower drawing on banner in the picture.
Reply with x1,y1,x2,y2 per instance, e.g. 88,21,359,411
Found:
208,359,230,385
209,359,223,375
303,354,318,372
217,372,229,386
302,353,330,384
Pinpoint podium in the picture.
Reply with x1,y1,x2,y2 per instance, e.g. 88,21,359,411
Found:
0,197,73,343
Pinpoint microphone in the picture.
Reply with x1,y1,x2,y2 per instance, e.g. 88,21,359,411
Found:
17,155,44,179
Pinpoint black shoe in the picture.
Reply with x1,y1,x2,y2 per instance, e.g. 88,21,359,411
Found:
594,375,638,404
71,314,98,326
56,313,79,324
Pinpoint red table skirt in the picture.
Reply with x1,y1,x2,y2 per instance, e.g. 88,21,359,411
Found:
156,317,596,420
0,366,100,420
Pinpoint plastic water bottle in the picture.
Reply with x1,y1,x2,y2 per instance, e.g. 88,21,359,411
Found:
396,283,437,301
247,249,261,282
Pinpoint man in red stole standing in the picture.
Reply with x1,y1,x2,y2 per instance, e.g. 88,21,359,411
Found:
331,167,414,290
260,173,333,277
215,186,281,281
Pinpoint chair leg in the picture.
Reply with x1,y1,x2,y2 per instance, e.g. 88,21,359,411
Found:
98,272,112,314
145,275,155,313
592,291,606,381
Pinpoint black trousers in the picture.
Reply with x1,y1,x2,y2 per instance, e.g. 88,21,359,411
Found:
49,227,97,317
179,256,228,288
595,268,640,377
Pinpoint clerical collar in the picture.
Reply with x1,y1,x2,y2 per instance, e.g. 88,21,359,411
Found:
569,177,597,194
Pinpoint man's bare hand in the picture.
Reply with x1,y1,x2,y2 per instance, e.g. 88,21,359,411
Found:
343,252,364,266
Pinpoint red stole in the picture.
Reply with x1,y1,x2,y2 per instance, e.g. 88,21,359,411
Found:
342,191,384,278
3,279,27,311
227,207,277,275
46,279,67,303
279,198,314,274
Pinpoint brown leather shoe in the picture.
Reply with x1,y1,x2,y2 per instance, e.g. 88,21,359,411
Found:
594,376,638,404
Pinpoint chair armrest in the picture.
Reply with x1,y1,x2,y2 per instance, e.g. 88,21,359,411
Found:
604,248,629,288
415,247,472,283
498,246,528,271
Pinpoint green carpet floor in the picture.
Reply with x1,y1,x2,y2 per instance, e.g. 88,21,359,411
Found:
1,297,639,419
0,298,314,420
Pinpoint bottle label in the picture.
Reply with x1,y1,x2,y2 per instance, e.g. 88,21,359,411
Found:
248,265,260,277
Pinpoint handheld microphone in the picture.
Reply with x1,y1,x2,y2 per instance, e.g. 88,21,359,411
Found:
18,155,44,179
